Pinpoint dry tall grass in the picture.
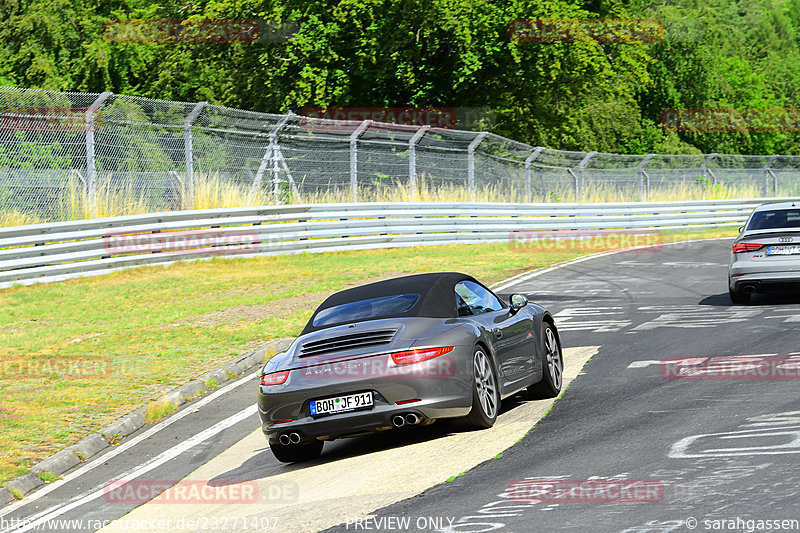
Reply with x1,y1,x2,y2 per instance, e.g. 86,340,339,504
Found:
0,172,767,227
191,173,269,209
0,211,42,227
300,175,762,204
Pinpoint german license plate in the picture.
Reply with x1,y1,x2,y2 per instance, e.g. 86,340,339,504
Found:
766,245,800,256
310,392,373,416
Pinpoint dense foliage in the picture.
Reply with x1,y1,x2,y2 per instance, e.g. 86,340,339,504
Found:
2,0,799,154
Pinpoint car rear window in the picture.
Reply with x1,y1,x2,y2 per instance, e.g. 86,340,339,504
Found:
747,209,800,230
312,293,420,327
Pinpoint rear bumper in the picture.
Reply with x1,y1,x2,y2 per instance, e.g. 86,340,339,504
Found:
729,271,800,292
261,395,470,444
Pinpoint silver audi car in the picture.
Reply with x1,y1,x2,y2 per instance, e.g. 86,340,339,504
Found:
729,201,800,303
257,272,563,463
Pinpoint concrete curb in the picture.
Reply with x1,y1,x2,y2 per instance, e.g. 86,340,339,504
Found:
0,336,294,506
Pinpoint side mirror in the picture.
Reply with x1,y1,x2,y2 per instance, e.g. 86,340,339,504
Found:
510,293,528,313
738,226,744,233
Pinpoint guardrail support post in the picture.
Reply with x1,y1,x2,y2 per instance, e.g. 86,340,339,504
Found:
524,147,544,203
85,91,112,219
251,112,293,204
576,151,597,201
467,132,489,201
350,120,372,202
763,155,778,197
408,125,430,200
183,101,207,209
636,154,655,201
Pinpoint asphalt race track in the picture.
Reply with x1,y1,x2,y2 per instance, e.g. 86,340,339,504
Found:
5,237,800,533
323,238,800,533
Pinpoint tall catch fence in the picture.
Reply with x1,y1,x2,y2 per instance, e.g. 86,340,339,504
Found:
2,86,800,223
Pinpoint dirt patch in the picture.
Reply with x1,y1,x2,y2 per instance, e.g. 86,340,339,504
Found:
177,292,328,328
175,272,411,328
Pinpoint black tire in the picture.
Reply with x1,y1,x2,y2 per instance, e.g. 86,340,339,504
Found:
528,322,563,399
729,288,751,304
269,439,324,463
463,346,500,429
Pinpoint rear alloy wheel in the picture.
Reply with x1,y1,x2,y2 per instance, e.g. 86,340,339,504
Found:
729,287,751,304
463,347,499,429
528,323,563,399
269,439,324,463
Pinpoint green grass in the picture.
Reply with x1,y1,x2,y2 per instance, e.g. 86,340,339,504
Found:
0,227,735,485
36,470,59,483
144,400,178,424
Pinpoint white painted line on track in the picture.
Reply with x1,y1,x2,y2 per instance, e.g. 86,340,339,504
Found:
0,371,260,527
491,237,730,293
4,405,258,533
627,355,780,368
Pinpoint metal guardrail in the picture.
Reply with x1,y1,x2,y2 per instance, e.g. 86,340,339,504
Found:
0,199,783,289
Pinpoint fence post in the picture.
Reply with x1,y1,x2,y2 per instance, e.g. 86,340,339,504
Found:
637,153,655,201
349,120,372,202
701,153,718,186
182,102,206,209
763,155,778,197
251,112,293,204
467,132,488,201
524,147,544,203
408,125,430,199
576,151,597,201
84,91,112,219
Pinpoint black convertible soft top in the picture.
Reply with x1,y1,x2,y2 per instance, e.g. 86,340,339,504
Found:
300,272,479,334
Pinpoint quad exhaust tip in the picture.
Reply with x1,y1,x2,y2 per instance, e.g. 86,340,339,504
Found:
405,413,420,425
278,434,291,445
392,415,406,428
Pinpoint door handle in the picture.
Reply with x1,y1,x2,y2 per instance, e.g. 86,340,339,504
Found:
492,327,503,339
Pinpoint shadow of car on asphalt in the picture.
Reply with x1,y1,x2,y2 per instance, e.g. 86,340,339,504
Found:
209,391,534,484
700,292,800,307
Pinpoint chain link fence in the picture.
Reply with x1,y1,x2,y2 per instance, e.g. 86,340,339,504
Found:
2,85,800,223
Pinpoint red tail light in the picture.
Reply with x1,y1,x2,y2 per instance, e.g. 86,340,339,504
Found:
391,346,454,365
260,370,289,386
732,242,764,253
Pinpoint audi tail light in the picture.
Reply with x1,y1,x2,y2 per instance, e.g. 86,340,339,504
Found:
732,242,764,253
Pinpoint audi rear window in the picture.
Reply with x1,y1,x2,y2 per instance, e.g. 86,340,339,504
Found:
312,293,420,327
747,209,800,230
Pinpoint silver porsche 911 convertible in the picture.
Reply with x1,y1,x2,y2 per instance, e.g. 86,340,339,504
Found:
257,272,563,463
